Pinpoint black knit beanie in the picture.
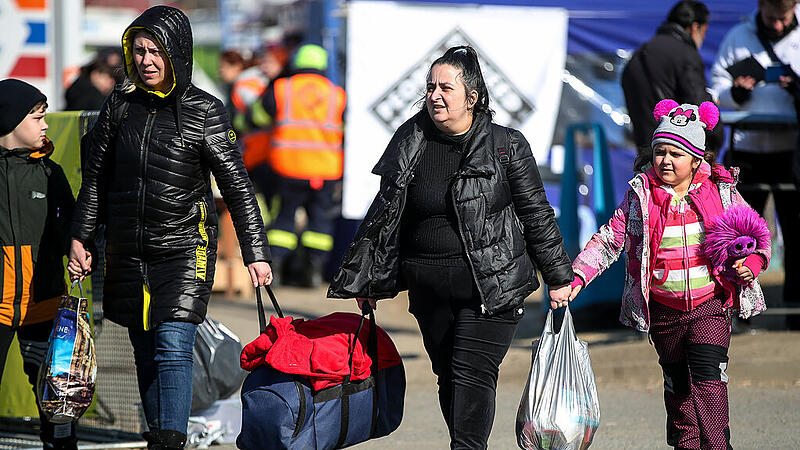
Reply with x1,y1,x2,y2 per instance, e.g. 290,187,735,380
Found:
0,78,47,137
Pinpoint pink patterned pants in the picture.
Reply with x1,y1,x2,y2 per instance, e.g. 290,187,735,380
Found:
649,297,733,450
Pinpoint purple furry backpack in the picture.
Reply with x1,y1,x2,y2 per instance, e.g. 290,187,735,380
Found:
702,205,770,285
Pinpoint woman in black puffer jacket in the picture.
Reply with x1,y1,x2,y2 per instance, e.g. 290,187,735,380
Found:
68,6,271,449
328,46,573,449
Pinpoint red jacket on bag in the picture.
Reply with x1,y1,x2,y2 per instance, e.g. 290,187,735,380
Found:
240,313,402,391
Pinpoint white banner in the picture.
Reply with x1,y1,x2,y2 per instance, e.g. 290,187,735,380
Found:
343,1,567,219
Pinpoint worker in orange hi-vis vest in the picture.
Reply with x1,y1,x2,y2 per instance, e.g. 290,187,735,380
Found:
245,44,346,285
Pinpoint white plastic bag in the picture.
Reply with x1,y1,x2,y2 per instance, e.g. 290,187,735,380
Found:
516,306,600,450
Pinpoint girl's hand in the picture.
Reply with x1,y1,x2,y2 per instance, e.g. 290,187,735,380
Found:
569,284,582,301
549,284,572,309
733,258,754,284
356,297,376,312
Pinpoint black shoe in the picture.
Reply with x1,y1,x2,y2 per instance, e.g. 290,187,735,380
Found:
145,430,188,450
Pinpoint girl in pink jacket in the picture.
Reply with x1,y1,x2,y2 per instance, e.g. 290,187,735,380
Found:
561,100,770,450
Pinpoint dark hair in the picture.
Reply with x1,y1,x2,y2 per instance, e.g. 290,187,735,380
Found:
759,0,798,11
220,50,246,67
28,101,47,114
79,59,114,78
667,1,710,28
426,45,493,118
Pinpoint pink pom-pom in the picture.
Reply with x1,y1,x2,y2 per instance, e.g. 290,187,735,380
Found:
698,101,719,130
653,99,680,121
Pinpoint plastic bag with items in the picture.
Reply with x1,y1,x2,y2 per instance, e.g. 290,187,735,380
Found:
37,281,97,423
192,316,248,412
516,306,600,450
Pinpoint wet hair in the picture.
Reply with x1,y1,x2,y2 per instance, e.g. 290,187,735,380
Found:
425,45,493,118
759,0,798,11
636,141,718,173
667,1,710,28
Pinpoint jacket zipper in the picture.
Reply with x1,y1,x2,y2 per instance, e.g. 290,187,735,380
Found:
3,157,23,327
450,179,487,313
679,200,692,311
139,106,157,330
372,173,412,298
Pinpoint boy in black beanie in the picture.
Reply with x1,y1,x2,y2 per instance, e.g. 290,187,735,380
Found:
0,78,78,449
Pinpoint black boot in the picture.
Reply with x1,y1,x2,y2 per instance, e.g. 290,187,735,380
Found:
152,430,187,450
40,420,77,450
142,431,157,449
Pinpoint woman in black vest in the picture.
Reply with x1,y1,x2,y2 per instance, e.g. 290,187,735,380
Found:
328,46,573,449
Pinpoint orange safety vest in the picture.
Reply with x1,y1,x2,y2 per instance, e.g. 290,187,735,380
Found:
231,73,267,114
242,130,272,171
232,73,273,172
269,73,346,180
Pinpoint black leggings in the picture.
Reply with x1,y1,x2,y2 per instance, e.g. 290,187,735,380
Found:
402,259,522,450
0,321,77,449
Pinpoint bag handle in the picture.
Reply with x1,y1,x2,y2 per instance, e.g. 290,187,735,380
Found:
69,279,85,298
560,305,578,342
255,286,380,380
345,303,378,382
255,285,283,332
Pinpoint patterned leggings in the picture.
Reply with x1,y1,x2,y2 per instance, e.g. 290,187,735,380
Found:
649,298,733,450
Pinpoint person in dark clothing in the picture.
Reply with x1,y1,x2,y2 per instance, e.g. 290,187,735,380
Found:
622,1,721,171
64,59,116,111
328,46,574,449
0,79,78,449
67,6,272,449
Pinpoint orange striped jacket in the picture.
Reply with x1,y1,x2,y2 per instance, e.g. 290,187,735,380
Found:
1,140,74,327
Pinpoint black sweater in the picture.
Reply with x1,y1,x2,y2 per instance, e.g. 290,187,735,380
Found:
399,126,471,265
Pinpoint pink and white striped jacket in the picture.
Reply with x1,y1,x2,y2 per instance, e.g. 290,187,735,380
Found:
572,162,769,332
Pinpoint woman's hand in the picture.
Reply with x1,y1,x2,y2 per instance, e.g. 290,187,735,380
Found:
356,297,377,312
733,257,754,284
548,284,572,309
248,261,273,287
67,239,92,281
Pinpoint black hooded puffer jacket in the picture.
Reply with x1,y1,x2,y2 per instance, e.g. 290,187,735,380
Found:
328,111,573,315
72,6,269,330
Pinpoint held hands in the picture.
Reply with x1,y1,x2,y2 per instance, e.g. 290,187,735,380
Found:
733,257,754,284
248,261,273,287
67,239,92,281
548,284,572,309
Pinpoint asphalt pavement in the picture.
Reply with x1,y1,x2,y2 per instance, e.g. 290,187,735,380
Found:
206,281,800,450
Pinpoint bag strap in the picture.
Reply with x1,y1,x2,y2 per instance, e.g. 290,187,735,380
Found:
255,285,283,332
755,30,800,119
340,303,378,446
69,279,85,298
755,26,800,80
756,27,786,66
492,124,510,171
345,303,377,381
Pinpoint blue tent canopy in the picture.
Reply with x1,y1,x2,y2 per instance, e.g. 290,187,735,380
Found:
379,0,755,67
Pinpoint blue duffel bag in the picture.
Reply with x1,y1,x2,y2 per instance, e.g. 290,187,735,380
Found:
237,287,405,449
